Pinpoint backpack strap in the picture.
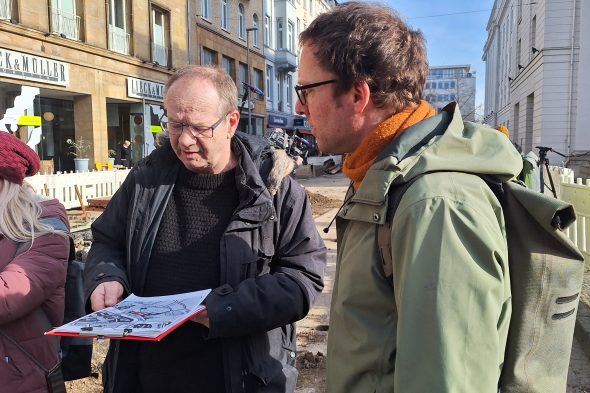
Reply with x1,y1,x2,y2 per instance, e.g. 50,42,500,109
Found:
377,174,425,282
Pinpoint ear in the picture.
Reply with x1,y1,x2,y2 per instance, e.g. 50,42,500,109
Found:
351,81,371,114
226,110,240,138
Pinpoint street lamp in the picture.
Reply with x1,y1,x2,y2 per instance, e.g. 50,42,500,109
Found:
246,27,258,134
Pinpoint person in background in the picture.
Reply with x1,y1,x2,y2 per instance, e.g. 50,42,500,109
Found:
84,65,326,393
0,131,69,393
296,2,522,392
119,140,131,168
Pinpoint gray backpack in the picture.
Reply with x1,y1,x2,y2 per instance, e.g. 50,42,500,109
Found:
378,174,585,393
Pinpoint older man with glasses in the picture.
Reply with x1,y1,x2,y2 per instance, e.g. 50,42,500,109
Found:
84,65,326,393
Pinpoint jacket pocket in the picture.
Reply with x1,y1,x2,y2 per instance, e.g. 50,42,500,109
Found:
242,326,297,392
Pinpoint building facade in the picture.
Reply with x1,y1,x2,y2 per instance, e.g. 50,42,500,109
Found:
0,0,188,172
482,0,589,175
423,65,477,121
195,0,266,135
264,0,334,137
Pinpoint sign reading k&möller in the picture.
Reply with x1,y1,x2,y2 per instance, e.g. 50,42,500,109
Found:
0,48,69,86
127,78,164,102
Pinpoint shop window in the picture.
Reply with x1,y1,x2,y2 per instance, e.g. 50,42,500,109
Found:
50,0,81,40
151,6,170,66
108,0,131,55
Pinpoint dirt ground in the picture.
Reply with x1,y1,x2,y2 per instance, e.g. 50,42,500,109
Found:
65,188,342,393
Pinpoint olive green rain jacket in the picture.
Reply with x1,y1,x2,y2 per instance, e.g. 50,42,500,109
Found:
327,104,523,393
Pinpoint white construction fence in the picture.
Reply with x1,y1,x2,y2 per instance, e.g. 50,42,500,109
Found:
26,169,131,210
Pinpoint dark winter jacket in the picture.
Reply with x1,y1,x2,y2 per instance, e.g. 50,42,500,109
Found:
0,199,69,393
84,132,326,393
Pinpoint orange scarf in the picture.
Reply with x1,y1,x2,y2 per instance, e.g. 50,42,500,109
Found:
343,100,436,189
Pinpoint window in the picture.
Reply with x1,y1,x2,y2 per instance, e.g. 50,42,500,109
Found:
253,69,262,90
266,65,273,101
0,0,18,20
517,38,522,69
277,19,283,49
221,0,229,30
531,15,537,50
202,47,217,65
287,21,294,52
264,15,271,47
286,75,293,107
201,0,210,20
450,81,456,89
151,7,169,66
222,56,235,82
278,73,284,108
238,4,245,39
51,0,80,40
108,0,130,54
239,62,248,92
252,14,259,47
296,18,300,38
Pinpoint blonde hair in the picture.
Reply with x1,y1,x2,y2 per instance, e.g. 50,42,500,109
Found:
0,178,63,243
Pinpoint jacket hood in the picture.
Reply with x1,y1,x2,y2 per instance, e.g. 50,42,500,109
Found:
355,103,523,201
39,198,69,230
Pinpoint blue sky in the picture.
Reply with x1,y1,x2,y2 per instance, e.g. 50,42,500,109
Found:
385,0,496,115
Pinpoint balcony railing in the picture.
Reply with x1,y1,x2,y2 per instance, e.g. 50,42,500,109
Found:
151,42,169,66
50,7,80,40
108,24,130,55
0,0,12,20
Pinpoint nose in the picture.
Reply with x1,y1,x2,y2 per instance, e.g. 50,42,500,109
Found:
295,99,307,116
176,127,195,147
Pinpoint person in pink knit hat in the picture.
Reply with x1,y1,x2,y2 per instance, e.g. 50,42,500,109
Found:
0,131,70,393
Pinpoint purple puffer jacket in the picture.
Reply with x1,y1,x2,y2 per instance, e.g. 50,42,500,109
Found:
0,199,69,393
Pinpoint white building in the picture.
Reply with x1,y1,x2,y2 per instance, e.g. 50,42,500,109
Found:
263,0,335,133
482,0,589,176
424,65,477,121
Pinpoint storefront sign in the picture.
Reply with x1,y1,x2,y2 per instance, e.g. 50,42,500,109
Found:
0,48,69,86
127,78,164,102
268,115,288,127
293,118,310,128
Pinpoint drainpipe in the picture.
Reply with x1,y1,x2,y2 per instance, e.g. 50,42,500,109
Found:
187,0,192,64
566,0,576,159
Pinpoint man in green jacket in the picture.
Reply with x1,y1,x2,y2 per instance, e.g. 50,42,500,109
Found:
295,2,523,392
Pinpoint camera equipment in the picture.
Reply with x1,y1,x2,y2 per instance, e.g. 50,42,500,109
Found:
536,146,566,198
265,128,309,160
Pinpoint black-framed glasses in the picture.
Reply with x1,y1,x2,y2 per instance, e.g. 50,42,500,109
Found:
161,113,229,138
294,79,337,105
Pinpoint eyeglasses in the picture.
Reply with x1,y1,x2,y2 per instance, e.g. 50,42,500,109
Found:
162,113,229,138
294,79,337,105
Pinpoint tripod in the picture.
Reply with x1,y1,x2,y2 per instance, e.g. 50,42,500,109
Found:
536,146,566,198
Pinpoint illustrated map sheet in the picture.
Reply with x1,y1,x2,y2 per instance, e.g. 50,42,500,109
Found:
48,289,211,339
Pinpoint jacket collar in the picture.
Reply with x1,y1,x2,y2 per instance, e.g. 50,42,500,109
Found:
230,134,276,225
